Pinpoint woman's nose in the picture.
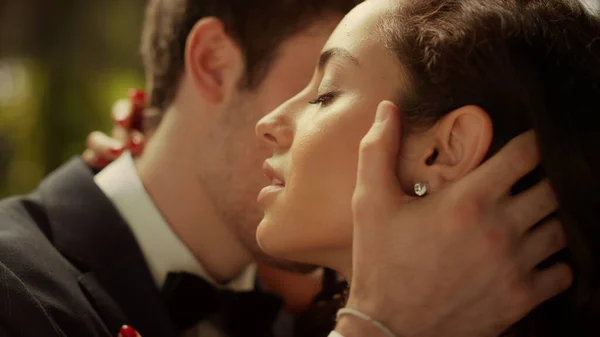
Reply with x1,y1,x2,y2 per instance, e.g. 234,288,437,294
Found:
256,110,294,149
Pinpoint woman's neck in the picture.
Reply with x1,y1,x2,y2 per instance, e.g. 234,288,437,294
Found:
317,249,353,283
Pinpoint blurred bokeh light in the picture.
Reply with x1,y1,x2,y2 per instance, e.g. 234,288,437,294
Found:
0,0,145,196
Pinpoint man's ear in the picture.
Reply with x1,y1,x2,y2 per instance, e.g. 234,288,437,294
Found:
185,17,243,103
417,105,493,190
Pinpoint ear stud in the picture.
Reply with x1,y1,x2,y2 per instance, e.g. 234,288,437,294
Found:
414,182,428,197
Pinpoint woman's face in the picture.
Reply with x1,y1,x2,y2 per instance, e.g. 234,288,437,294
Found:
255,0,411,272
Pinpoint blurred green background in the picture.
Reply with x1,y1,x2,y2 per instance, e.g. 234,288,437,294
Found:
0,0,145,197
0,0,599,198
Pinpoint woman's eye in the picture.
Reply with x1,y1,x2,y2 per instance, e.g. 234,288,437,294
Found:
308,92,336,106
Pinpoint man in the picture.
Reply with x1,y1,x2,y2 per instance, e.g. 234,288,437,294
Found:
0,1,358,336
0,1,571,337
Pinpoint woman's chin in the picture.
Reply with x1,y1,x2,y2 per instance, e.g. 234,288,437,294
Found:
256,218,301,261
257,219,318,265
256,217,352,271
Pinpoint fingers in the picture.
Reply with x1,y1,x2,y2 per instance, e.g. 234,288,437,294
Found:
82,149,110,169
509,180,559,233
83,131,124,169
119,325,141,337
111,123,146,155
530,262,573,307
355,101,401,190
353,101,410,227
353,101,405,201
82,89,148,170
128,88,147,131
112,99,134,130
113,89,146,130
518,217,566,270
126,131,145,156
469,131,539,198
87,131,124,160
111,92,147,152
83,126,145,170
111,100,135,144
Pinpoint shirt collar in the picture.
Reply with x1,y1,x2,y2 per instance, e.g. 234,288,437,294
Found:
94,152,256,291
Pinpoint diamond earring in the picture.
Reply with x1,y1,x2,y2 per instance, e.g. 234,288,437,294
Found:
414,182,428,197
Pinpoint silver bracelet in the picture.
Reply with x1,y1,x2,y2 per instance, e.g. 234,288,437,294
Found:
336,308,398,337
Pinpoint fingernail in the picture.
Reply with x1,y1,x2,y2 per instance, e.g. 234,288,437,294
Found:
113,103,130,125
116,118,128,128
128,89,147,106
128,134,144,151
109,147,123,156
132,133,144,146
120,325,138,337
375,101,393,122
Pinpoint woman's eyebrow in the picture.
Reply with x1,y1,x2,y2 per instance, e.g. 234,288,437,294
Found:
318,47,361,72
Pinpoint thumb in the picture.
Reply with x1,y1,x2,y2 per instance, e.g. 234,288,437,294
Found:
352,101,408,222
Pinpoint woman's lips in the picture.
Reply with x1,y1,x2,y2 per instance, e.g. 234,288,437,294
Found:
259,160,286,204
257,184,284,204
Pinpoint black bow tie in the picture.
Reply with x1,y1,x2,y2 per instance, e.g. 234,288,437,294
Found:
161,272,283,337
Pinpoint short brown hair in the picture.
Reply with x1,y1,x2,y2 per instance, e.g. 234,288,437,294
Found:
380,0,600,335
141,0,360,114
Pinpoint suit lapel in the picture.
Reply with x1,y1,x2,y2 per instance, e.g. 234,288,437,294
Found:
78,272,129,333
36,157,177,337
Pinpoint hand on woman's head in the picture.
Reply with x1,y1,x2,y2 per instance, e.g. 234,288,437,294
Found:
81,90,147,169
343,103,571,337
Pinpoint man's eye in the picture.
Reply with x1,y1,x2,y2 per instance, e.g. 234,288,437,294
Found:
308,92,336,106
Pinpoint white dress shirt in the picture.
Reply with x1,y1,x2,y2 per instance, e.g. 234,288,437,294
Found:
94,152,256,337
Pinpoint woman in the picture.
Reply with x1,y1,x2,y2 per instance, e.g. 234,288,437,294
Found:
92,0,600,335
253,0,600,336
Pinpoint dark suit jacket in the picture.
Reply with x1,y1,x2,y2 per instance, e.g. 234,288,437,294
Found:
0,158,178,337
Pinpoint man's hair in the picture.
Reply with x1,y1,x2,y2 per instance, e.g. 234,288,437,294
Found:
379,0,600,335
141,0,360,114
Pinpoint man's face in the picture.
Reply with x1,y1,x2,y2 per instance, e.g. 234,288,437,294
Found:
196,17,343,269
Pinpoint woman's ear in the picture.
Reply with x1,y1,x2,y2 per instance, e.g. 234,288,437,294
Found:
416,105,493,191
185,17,244,103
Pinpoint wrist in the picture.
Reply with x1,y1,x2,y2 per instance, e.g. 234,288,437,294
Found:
335,314,390,337
345,292,414,337
345,291,394,330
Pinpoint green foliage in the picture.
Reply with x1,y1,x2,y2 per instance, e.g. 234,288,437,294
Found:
0,0,145,197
